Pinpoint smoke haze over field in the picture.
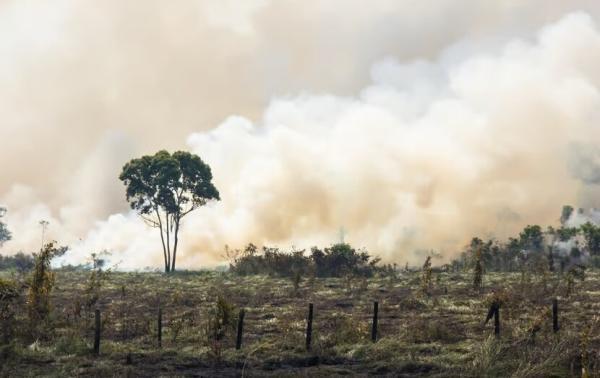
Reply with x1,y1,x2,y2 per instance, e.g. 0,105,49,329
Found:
2,1,600,268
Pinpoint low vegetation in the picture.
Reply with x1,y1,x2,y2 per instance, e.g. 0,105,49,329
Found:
0,256,598,376
227,243,388,278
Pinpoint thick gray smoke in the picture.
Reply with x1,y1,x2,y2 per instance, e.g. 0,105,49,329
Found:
2,2,600,269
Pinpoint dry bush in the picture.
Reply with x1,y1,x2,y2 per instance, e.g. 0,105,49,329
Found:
420,257,433,296
202,295,237,365
83,252,111,310
0,278,20,350
27,242,60,338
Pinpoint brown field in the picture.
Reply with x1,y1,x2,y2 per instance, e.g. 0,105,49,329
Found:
1,269,599,377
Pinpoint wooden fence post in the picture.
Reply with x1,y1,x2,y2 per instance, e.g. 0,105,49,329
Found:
494,306,500,337
236,309,245,350
371,301,379,343
484,302,500,338
158,306,162,348
552,298,559,333
306,303,313,351
94,309,101,355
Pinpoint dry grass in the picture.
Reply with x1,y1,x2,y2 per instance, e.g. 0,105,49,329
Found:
0,269,598,376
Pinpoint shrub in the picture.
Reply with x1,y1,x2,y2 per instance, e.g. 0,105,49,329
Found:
230,243,383,278
0,278,20,345
27,244,55,324
83,252,111,310
229,244,311,276
26,242,65,336
203,295,237,365
311,243,380,277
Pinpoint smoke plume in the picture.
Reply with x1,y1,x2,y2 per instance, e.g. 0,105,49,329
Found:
2,2,600,269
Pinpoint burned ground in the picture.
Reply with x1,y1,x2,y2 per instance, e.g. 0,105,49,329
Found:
1,269,599,377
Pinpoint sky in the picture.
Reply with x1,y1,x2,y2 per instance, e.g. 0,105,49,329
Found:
2,0,600,269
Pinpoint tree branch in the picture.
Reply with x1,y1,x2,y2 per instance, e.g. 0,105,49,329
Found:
141,215,159,228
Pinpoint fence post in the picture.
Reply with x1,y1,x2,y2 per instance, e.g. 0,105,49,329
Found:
158,306,162,348
494,306,500,337
94,309,101,355
371,301,379,342
552,298,559,333
236,309,245,350
306,303,313,351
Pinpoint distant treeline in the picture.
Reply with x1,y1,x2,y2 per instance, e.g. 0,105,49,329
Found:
0,246,68,273
449,206,600,272
229,207,600,278
0,252,34,272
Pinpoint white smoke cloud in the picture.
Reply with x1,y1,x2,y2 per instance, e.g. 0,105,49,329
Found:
2,4,600,269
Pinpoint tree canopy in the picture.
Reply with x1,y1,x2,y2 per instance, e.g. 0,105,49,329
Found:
119,150,220,272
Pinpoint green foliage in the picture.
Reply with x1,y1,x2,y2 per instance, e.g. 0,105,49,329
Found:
519,224,544,252
119,150,220,272
0,207,11,247
229,244,309,276
312,243,380,277
229,243,383,278
556,226,579,242
580,222,600,256
560,205,574,226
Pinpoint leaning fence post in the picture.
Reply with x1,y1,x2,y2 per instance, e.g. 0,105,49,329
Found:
158,305,162,348
552,298,559,333
94,309,101,355
371,301,379,342
494,306,500,337
236,309,245,350
484,302,500,338
306,303,313,351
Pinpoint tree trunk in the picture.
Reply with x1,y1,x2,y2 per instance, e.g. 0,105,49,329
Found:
155,210,170,273
165,215,171,271
171,218,180,272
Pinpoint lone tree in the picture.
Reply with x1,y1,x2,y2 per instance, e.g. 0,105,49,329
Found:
0,207,11,247
119,150,220,272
